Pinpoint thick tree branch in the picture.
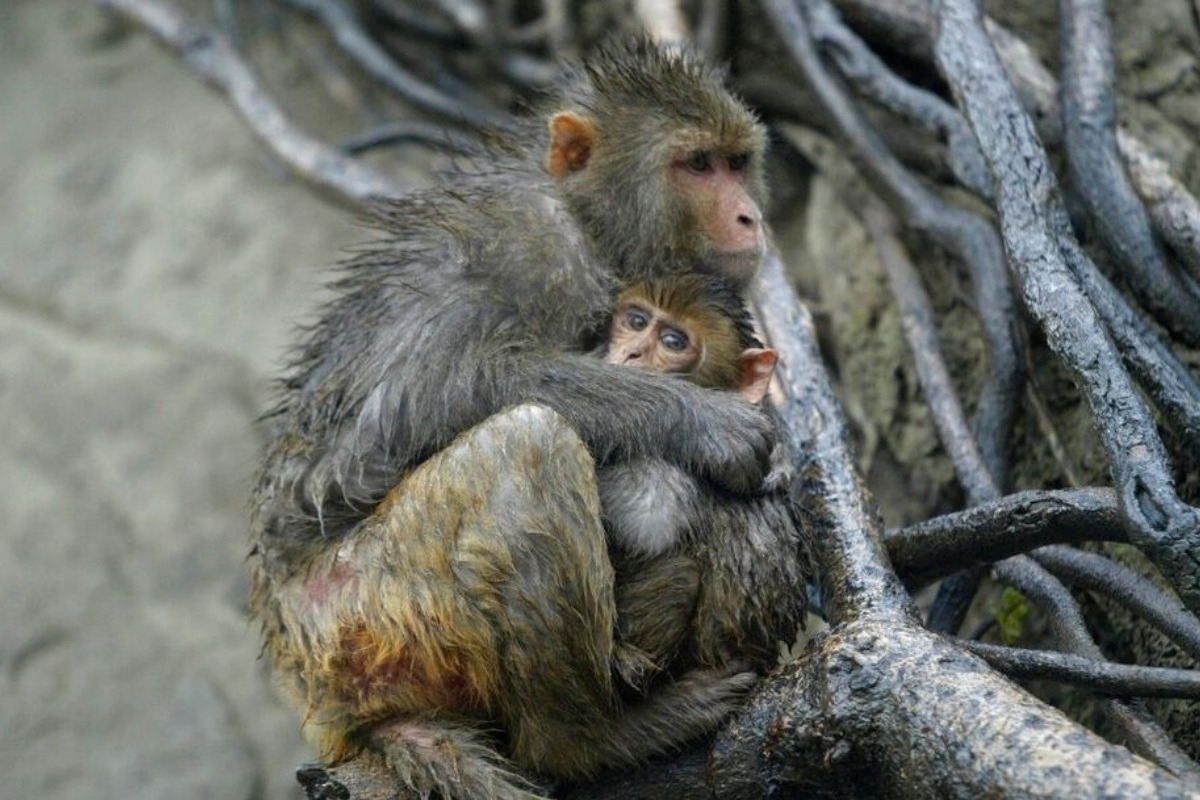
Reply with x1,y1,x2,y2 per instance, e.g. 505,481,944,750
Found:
710,620,1194,797
753,253,915,625
885,488,1128,586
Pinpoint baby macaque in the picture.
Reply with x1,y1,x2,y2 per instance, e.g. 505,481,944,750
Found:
598,274,777,557
604,274,777,400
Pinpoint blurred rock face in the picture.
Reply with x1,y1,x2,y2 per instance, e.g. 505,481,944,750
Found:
0,3,373,797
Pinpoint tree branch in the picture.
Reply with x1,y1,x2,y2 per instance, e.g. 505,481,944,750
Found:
885,488,1128,586
96,0,405,202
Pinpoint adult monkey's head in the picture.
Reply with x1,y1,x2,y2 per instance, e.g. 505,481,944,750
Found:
545,39,769,289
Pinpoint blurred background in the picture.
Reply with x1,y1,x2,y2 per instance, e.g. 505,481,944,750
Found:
0,2,420,796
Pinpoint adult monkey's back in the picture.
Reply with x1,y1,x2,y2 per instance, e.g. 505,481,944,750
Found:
251,40,775,799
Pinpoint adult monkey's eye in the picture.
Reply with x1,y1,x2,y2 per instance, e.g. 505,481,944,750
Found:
727,152,750,172
685,151,713,174
661,329,689,352
627,309,650,331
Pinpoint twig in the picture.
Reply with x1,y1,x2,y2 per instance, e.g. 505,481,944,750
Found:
97,0,405,203
1023,368,1087,488
862,202,998,505
861,200,998,632
338,121,478,156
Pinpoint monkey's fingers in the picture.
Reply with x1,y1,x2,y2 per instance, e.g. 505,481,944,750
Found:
683,396,775,495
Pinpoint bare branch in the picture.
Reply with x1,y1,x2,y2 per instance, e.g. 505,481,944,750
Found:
833,0,1200,291
1119,129,1200,283
1059,0,1200,346
956,639,1200,699
337,120,479,156
804,0,991,199
862,203,997,504
765,0,1021,494
710,620,1195,797
283,0,508,130
992,556,1200,774
886,488,1128,587
1033,545,1200,663
763,0,1027,632
96,0,404,202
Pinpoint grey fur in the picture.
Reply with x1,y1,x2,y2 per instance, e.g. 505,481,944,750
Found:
599,459,703,557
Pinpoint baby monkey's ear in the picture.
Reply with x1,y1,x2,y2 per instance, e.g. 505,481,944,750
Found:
736,348,777,404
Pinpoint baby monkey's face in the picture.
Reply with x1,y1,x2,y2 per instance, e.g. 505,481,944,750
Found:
606,300,702,375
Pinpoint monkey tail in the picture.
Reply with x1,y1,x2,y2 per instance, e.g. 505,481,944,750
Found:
368,718,548,800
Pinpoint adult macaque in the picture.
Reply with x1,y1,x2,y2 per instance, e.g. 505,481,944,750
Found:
598,273,779,557
251,40,795,800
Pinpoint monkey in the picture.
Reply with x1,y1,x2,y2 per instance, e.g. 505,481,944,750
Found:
603,273,778,401
591,274,812,683
250,39,804,800
596,273,779,558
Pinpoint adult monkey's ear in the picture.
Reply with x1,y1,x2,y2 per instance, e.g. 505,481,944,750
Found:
736,348,778,404
547,112,598,179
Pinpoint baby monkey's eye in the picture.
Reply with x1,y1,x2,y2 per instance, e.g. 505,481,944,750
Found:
684,151,713,174
661,329,689,352
627,309,650,331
